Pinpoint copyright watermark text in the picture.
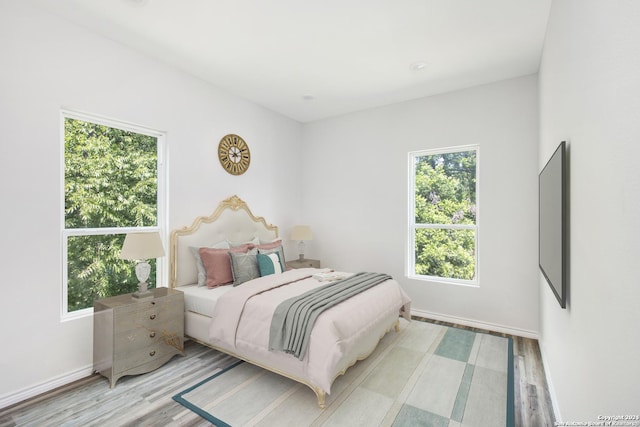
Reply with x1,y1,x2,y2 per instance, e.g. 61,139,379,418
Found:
555,415,640,427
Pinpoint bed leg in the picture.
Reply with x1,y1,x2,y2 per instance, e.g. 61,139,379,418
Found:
394,319,400,333
315,389,327,409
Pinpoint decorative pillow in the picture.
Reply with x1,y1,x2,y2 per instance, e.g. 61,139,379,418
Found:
257,244,286,272
199,245,250,288
190,241,231,286
255,239,282,250
227,236,260,248
229,250,260,286
257,252,283,276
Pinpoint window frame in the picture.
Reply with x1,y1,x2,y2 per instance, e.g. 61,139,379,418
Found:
407,145,479,286
60,110,167,321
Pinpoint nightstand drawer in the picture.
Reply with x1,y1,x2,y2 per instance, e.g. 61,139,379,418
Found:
114,303,183,333
114,293,182,317
113,318,181,352
114,340,182,375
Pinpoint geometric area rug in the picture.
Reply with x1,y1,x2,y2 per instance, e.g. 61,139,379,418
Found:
173,319,514,427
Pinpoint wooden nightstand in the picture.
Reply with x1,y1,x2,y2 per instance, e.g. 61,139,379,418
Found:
286,258,321,269
93,287,184,388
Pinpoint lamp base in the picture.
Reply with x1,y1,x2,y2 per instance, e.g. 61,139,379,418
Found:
132,290,153,299
132,281,153,299
297,241,306,261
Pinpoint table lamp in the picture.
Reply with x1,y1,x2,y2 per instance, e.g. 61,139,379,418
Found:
120,232,165,299
290,225,313,261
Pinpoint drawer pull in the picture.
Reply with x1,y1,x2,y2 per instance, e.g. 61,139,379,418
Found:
149,332,156,338
150,314,156,320
149,351,156,357
151,301,156,305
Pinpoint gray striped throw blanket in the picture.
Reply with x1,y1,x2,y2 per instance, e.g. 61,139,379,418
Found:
269,272,392,360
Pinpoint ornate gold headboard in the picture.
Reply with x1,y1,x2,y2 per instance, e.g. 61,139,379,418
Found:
169,195,278,288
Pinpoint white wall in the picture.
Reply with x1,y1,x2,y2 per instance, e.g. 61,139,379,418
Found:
0,2,302,406
538,0,640,420
301,76,540,336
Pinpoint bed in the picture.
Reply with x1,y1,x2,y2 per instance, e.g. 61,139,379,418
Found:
169,195,411,408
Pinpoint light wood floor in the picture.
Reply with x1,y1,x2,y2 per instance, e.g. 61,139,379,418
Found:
0,318,555,426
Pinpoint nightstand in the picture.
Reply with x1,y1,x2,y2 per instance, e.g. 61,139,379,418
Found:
286,258,321,269
93,287,184,388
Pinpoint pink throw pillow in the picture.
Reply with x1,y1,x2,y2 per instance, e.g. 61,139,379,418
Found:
199,245,250,288
255,239,282,250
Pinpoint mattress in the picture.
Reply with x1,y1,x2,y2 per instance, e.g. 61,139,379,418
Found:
180,284,232,318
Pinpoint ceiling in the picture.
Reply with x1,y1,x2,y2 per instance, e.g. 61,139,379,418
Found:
32,0,551,123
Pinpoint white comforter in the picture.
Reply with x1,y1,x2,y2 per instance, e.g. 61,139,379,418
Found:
208,268,411,394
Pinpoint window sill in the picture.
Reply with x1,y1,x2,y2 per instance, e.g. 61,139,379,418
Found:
406,274,479,288
61,307,93,322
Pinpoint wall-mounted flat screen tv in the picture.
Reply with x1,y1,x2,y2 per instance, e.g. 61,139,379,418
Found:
539,141,567,308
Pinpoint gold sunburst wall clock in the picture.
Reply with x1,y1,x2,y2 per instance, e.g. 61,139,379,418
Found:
218,133,251,175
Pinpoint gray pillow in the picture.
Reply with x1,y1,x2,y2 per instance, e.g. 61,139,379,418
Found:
229,249,260,286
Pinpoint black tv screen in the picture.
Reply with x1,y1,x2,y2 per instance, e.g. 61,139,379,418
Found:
539,141,567,308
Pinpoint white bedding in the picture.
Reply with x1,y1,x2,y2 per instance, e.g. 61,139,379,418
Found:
208,268,411,396
180,284,231,318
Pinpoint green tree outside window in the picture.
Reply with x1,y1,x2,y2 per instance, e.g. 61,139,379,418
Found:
64,116,160,312
411,148,477,282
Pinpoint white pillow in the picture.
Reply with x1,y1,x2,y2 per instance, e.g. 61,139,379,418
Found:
227,236,260,247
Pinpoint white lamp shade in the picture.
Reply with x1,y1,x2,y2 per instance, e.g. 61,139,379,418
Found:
120,232,165,260
290,225,313,241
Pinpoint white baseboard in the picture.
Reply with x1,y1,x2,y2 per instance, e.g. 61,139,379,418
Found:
537,339,562,422
0,364,94,410
411,308,539,339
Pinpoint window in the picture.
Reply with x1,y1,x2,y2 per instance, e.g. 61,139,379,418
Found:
408,146,478,285
62,111,165,318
